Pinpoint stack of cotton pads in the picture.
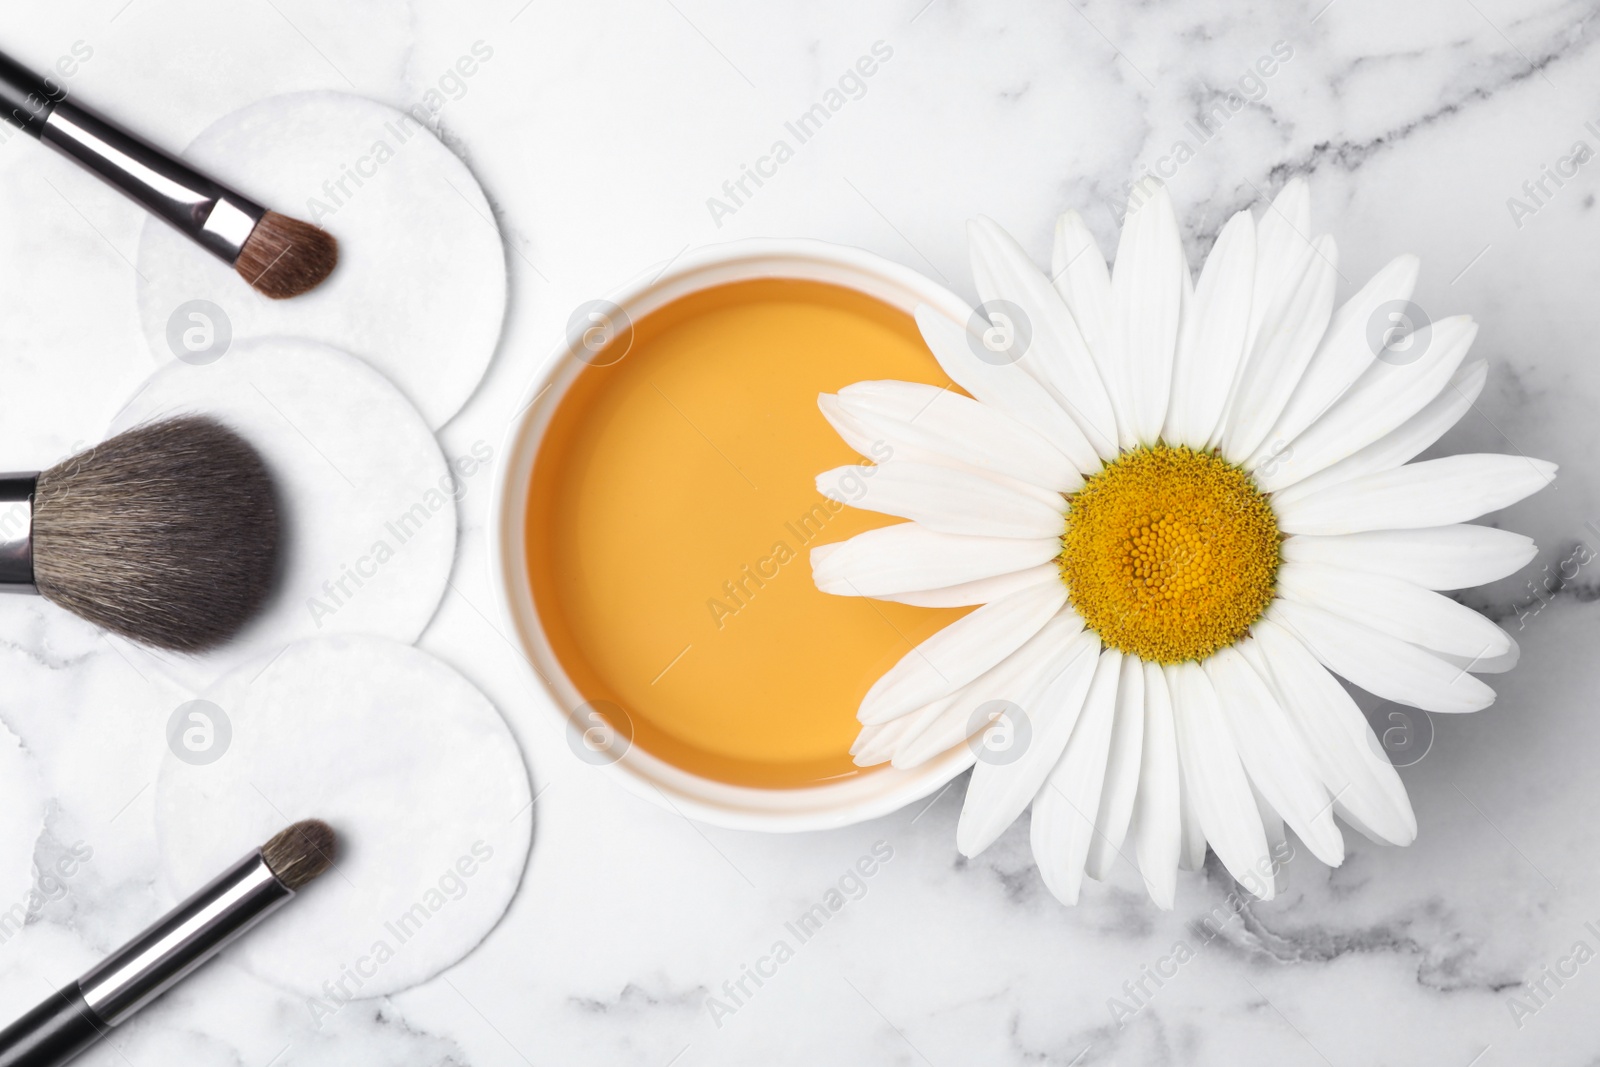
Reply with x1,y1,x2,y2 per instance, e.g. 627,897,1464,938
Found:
117,92,527,995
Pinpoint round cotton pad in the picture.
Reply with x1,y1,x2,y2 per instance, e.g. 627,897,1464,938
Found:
134,91,507,428
154,635,532,997
110,337,455,692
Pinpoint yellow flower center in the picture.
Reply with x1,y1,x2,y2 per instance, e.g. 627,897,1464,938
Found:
1059,444,1280,664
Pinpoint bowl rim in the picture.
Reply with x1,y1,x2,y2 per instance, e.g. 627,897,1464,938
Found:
487,237,979,832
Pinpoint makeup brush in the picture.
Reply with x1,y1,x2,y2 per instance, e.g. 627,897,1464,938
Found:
0,820,336,1067
0,50,338,300
0,415,280,652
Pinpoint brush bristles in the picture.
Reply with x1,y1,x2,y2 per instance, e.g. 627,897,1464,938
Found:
262,819,337,891
33,416,280,652
235,211,339,300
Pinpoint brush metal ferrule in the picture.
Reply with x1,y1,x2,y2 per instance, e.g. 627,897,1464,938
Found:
39,101,264,266
77,851,291,1026
0,475,36,594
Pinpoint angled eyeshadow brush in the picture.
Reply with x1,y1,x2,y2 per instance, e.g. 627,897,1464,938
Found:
0,48,337,299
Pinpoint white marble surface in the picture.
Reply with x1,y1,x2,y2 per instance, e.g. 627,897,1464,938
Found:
0,1,1597,1064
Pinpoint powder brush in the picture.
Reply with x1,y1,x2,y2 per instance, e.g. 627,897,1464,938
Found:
0,415,280,652
0,820,337,1067
0,49,338,300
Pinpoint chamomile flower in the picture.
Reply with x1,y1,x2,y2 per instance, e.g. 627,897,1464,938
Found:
812,179,1554,907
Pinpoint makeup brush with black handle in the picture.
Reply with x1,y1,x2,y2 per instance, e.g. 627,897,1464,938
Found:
0,49,337,300
0,820,336,1067
0,415,280,652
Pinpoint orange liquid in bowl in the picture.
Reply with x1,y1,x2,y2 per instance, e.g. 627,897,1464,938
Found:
525,279,970,788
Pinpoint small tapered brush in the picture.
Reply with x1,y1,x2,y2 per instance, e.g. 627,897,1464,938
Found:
0,820,337,1067
0,415,280,652
0,49,338,300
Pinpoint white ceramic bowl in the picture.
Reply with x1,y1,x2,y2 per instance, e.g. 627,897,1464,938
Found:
489,239,977,832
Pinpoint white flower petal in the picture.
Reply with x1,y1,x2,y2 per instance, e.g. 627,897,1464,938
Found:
1245,620,1416,846
856,700,944,767
1244,178,1312,356
816,462,1065,539
824,393,1079,504
1251,784,1289,896
1031,648,1122,904
1215,180,1319,450
1432,633,1520,675
914,305,1101,471
1167,662,1273,898
1130,661,1180,909
811,523,1061,598
1219,234,1338,463
1204,647,1343,866
958,632,1101,856
859,581,1069,724
1178,244,1196,368
1085,654,1145,881
1112,182,1186,447
1280,525,1537,591
1265,254,1420,450
865,688,975,741
850,714,923,766
1273,454,1558,535
818,392,971,474
835,381,1083,492
1267,599,1495,713
1176,758,1208,873
890,612,1084,769
818,392,896,462
1052,210,1126,444
1331,803,1406,849
1253,315,1476,490
1270,360,1487,504
876,563,1061,608
969,217,1119,458
825,390,1049,495
822,389,1078,509
1277,561,1511,660
1165,209,1255,448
